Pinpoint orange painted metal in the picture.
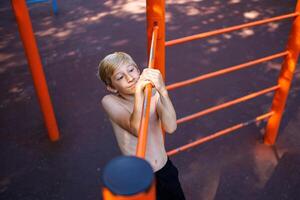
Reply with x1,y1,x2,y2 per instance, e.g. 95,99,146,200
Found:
168,112,274,156
102,182,156,200
136,27,159,158
11,0,60,141
177,85,279,124
166,12,299,47
146,0,165,79
264,1,300,145
166,51,288,91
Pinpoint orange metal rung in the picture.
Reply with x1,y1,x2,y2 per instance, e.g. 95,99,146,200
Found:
166,12,299,46
166,51,288,91
167,111,274,156
177,85,279,124
136,26,159,158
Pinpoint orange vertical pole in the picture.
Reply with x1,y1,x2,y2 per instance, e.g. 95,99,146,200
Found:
11,0,60,141
146,0,165,79
102,184,155,200
146,0,166,142
264,1,300,145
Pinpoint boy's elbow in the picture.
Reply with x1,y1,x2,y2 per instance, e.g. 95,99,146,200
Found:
165,123,177,134
129,118,139,137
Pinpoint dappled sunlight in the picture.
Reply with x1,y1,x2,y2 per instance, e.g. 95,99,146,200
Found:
104,0,145,18
215,97,227,105
9,85,23,94
54,29,72,38
191,25,200,30
168,3,218,19
36,27,57,37
164,0,289,48
265,61,281,72
207,46,219,53
1,82,32,107
229,0,241,4
66,50,76,56
222,33,232,39
185,6,201,16
265,92,274,98
202,20,208,25
85,12,108,22
168,25,180,31
111,39,129,47
0,59,27,74
166,0,204,5
29,0,148,41
0,53,14,63
122,1,145,14
267,22,280,32
207,38,220,44
243,10,260,20
217,14,224,19
165,11,172,23
236,28,255,38
0,34,15,49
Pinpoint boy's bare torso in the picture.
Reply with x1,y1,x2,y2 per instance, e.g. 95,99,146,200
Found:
103,90,168,172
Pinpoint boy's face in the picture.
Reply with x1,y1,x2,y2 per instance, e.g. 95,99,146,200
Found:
109,63,140,95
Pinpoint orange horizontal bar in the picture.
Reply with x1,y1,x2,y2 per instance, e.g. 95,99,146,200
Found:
166,51,288,91
136,26,159,158
167,111,274,156
177,85,279,124
166,12,299,46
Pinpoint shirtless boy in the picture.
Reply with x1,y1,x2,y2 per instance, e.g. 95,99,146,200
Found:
98,52,185,200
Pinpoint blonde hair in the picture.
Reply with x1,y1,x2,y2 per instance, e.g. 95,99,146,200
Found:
97,52,138,86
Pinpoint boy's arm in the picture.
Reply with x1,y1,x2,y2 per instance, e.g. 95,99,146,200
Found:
101,78,151,137
141,68,177,134
129,76,154,136
102,95,137,136
156,89,177,134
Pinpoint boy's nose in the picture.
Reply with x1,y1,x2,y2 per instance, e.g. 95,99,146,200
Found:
126,74,134,82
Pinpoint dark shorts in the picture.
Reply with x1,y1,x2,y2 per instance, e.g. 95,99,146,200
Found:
155,158,186,200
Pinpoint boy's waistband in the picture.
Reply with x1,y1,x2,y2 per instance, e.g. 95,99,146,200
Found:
154,157,173,175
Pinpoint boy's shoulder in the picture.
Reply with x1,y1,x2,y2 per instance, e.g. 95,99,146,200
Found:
102,94,117,102
101,94,123,107
101,94,132,113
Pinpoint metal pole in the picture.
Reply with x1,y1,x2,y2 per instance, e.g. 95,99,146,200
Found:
136,27,158,158
11,0,60,141
146,0,165,79
264,1,300,145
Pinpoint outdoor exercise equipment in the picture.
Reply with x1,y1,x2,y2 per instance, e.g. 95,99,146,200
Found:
103,0,300,199
102,156,155,200
11,0,60,141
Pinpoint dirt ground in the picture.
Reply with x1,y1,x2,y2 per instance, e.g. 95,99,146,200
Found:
1,0,300,199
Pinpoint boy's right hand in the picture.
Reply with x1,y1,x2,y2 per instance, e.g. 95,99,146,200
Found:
135,73,154,94
140,68,166,95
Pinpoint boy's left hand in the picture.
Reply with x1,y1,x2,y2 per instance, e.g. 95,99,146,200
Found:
141,68,166,95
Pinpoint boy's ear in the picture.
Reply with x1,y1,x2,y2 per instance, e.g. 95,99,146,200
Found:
106,85,118,93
